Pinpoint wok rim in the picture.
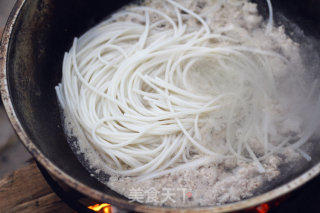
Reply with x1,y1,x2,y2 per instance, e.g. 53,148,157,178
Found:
1,0,320,212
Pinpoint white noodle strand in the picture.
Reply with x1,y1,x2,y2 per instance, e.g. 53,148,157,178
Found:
56,0,319,178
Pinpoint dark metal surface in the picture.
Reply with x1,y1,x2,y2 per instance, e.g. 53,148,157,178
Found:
1,0,320,212
36,161,96,213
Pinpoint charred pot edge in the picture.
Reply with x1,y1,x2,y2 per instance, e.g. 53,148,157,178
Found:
1,1,320,212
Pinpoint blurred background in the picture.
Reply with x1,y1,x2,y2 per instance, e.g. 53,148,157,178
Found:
0,0,31,178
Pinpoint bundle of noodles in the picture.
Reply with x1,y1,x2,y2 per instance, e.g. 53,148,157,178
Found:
56,0,320,186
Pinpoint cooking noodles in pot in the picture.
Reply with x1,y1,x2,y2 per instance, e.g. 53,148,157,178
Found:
55,0,320,207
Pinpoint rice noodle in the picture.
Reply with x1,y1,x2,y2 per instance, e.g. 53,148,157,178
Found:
266,0,273,34
55,0,320,182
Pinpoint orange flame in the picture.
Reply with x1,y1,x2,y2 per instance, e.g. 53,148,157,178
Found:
88,203,111,213
256,203,270,213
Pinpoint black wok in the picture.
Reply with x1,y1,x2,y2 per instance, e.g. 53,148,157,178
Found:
1,0,320,212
